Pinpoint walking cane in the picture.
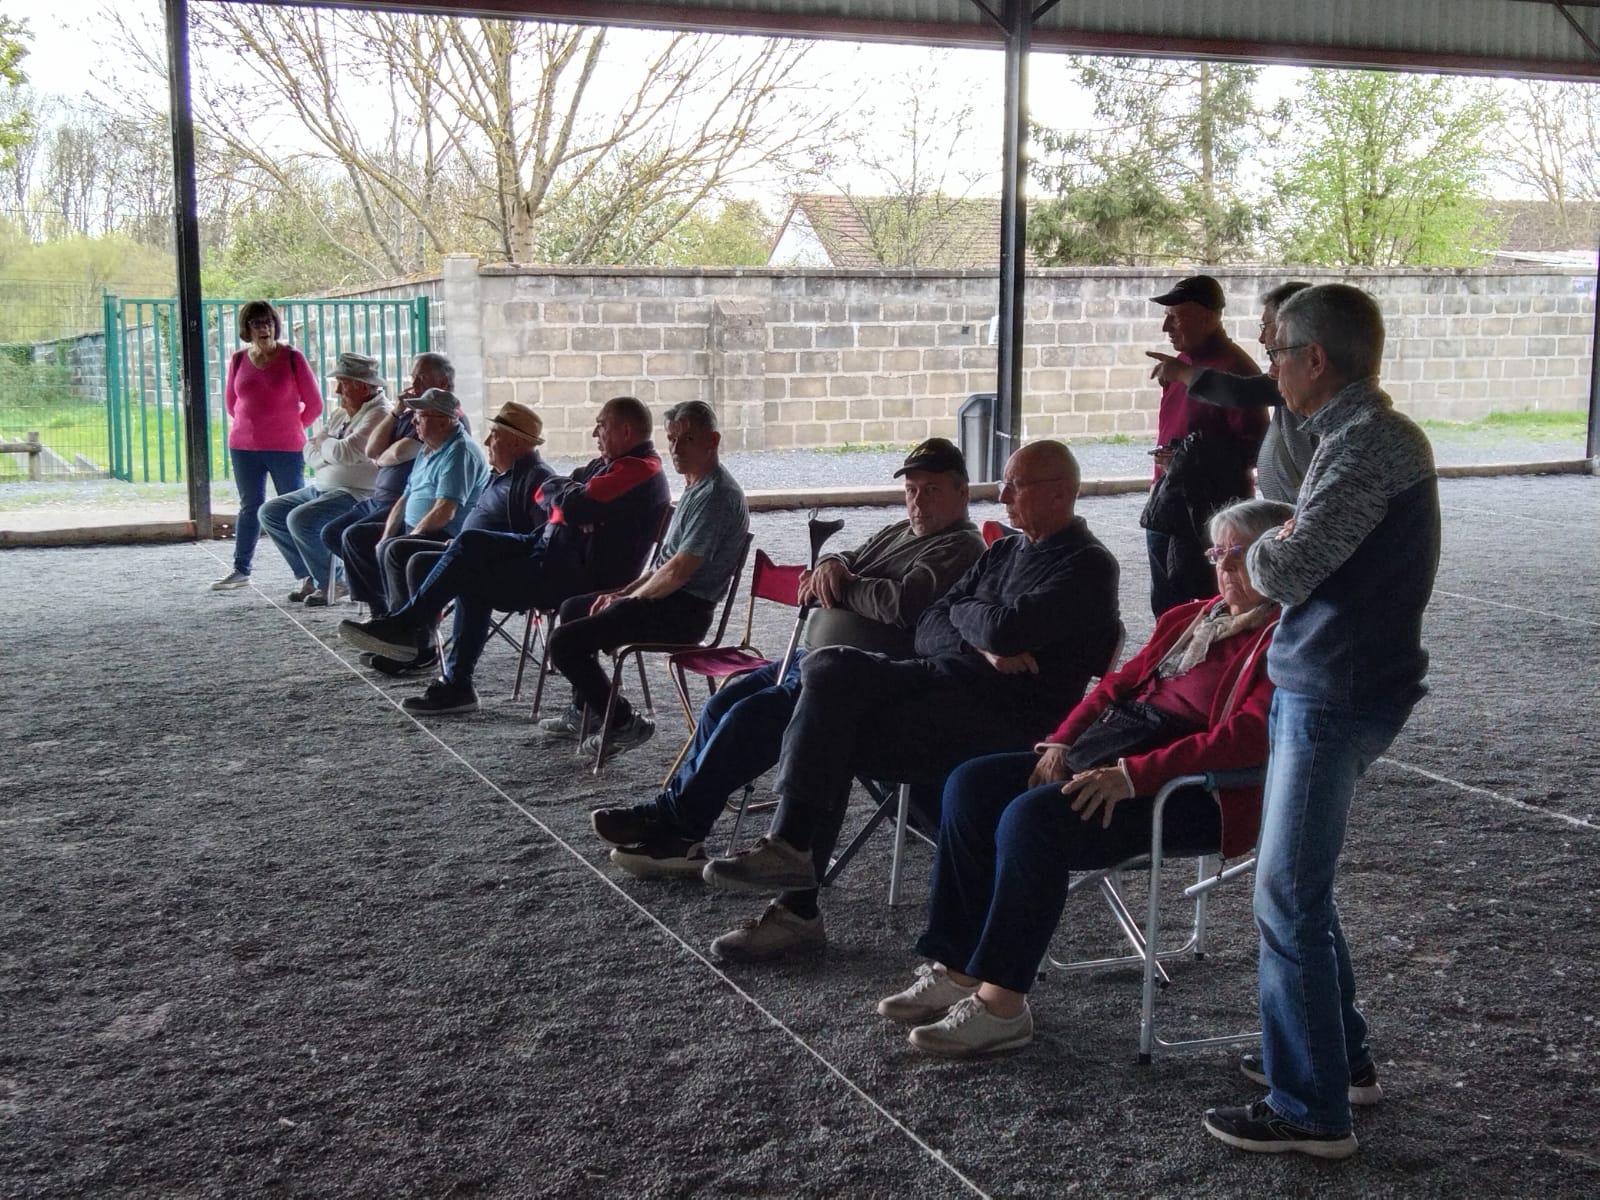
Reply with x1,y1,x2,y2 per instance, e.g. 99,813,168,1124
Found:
774,509,845,681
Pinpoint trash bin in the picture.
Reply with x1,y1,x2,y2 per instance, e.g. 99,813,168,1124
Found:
957,391,999,482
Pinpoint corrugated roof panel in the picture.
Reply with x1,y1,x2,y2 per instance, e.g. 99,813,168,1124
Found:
238,1,1600,79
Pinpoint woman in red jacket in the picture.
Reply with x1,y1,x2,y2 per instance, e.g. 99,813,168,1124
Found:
212,300,324,591
877,497,1294,1058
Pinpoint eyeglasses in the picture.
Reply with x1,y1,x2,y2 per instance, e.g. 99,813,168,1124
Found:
246,317,275,330
1264,343,1308,364
1204,544,1248,565
998,476,1068,493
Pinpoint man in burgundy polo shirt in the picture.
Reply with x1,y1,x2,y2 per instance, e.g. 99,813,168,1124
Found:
1146,275,1267,615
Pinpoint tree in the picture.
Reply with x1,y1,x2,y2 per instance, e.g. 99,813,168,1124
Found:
1029,58,1275,266
0,15,29,172
113,7,835,275
1270,71,1502,266
1495,80,1600,239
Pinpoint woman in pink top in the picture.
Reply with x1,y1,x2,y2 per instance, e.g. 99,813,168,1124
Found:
213,300,324,590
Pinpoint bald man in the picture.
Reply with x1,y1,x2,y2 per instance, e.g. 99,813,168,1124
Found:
699,440,1123,963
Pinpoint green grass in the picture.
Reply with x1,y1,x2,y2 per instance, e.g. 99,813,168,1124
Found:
0,402,230,483
1419,409,1587,438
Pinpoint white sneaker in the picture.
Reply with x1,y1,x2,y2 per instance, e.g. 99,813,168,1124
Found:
701,835,817,893
908,995,1033,1058
877,963,980,1024
709,902,825,963
210,569,250,591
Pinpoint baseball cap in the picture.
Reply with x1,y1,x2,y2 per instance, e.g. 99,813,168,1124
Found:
1151,275,1226,311
406,387,462,416
894,437,967,480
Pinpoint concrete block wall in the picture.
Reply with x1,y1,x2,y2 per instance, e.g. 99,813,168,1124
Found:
340,262,1595,456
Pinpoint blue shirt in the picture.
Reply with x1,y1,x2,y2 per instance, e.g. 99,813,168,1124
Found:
402,424,489,535
462,452,554,535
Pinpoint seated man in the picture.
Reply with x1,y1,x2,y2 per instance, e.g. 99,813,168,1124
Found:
327,352,454,611
539,399,749,758
261,351,390,605
337,395,671,714
698,440,1122,963
590,437,985,879
366,400,554,677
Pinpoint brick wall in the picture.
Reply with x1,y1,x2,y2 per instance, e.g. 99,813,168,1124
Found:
341,259,1596,457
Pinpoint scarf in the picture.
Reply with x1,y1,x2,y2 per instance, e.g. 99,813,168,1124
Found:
1155,600,1276,679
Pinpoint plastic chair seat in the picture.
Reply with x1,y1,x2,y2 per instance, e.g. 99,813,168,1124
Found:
670,646,775,680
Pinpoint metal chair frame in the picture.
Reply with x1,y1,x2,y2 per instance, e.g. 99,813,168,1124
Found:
1044,767,1265,1063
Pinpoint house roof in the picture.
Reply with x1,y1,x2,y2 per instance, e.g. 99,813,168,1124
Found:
774,194,1004,268
1482,200,1600,253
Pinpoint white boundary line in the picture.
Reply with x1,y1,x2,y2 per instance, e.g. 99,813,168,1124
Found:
1377,757,1598,833
1432,589,1600,628
219,560,992,1200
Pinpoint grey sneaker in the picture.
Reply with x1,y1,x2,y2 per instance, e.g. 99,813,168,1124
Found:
581,710,656,761
210,569,249,591
701,835,817,893
709,902,825,963
536,704,587,740
908,995,1033,1058
877,963,980,1024
610,834,707,881
1239,1054,1383,1106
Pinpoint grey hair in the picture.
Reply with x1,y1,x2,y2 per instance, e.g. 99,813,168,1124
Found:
1273,284,1385,380
1210,498,1295,545
413,351,455,389
664,400,718,434
1260,280,1312,311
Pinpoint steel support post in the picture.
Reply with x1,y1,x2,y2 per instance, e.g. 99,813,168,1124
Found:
994,0,1032,480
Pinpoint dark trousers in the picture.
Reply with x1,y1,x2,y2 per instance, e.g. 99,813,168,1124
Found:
768,646,1040,913
655,656,805,840
322,497,386,565
393,528,593,689
548,589,714,723
1146,528,1217,617
338,509,396,612
915,751,1220,995
382,534,453,615
229,449,305,575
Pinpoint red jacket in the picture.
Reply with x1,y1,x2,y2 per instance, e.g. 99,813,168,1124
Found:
1042,597,1277,858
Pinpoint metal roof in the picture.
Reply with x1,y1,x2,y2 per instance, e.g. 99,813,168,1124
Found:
238,0,1600,80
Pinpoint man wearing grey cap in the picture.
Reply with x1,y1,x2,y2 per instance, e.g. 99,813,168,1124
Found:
591,437,986,881
341,387,489,614
1144,275,1266,615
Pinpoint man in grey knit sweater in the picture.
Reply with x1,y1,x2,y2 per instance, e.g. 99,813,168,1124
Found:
1203,283,1440,1161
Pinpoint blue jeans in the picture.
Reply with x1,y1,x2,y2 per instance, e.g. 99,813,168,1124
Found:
654,656,806,840
230,449,306,574
260,486,360,588
1254,688,1411,1134
917,752,1220,995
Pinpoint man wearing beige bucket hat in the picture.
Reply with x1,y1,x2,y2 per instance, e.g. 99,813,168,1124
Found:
367,400,555,677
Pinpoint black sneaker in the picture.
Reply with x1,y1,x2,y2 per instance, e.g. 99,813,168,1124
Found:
610,834,708,881
370,647,440,678
400,679,480,716
1202,1101,1358,1160
591,804,666,847
1239,1054,1383,1106
339,614,421,660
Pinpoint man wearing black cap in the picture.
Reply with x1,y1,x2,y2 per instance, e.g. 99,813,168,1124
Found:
1145,275,1266,615
590,437,985,880
699,439,1122,963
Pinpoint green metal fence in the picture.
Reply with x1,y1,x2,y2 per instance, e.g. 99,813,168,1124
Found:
103,294,431,483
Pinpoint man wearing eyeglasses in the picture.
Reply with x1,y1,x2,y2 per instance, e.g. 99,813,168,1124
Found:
1144,275,1267,616
697,440,1121,964
1201,283,1439,1160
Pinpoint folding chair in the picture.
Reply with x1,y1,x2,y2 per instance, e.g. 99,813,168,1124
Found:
979,519,1014,547
585,531,755,773
659,549,805,784
1044,766,1266,1063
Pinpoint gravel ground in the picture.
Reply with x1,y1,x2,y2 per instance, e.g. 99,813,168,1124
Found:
2,475,1597,1197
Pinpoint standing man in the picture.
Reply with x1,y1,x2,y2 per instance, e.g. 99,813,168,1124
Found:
1202,284,1439,1160
1145,275,1266,615
1146,281,1315,504
542,400,748,759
